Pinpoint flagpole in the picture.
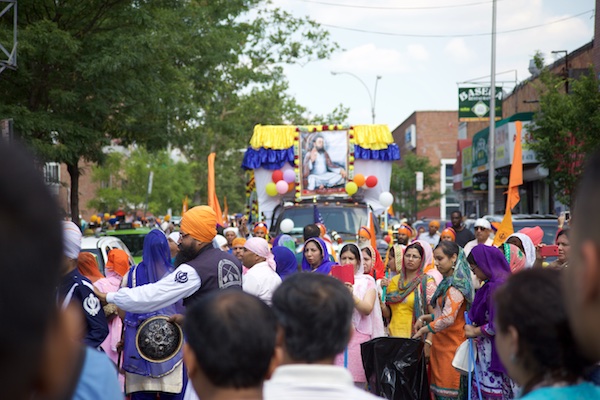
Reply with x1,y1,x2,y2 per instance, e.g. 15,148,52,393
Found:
488,0,497,216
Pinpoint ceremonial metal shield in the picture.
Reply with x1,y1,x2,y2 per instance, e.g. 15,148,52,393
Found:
135,316,183,363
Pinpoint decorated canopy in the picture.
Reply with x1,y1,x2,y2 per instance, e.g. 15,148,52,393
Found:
242,124,400,221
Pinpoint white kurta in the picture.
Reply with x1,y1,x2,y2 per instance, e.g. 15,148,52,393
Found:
242,261,282,305
306,152,343,190
106,264,201,312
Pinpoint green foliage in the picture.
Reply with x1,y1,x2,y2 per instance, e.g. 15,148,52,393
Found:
529,54,600,206
390,153,442,218
89,148,195,215
0,0,342,218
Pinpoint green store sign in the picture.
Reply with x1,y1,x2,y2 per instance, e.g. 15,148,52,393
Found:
458,87,503,121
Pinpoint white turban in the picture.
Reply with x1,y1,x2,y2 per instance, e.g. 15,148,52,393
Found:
213,234,228,250
168,232,181,243
63,221,82,260
244,237,276,270
223,227,239,236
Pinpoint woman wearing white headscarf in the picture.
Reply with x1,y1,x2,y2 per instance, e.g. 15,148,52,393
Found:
212,234,229,252
506,233,536,269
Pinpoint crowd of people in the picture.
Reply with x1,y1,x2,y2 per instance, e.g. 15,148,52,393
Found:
3,140,600,400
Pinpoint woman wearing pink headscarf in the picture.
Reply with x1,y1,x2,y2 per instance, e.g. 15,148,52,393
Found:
415,239,443,285
334,243,385,388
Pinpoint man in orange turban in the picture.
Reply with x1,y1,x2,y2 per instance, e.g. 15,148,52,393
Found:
98,205,243,327
417,220,441,248
253,222,268,239
397,225,412,245
231,237,247,264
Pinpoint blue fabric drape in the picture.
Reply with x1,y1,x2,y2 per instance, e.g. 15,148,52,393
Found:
241,147,295,170
354,144,401,161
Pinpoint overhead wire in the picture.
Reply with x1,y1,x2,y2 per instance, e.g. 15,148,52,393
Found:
318,9,594,38
292,0,503,10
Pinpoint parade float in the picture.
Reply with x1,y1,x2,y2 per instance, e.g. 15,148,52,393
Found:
241,124,400,242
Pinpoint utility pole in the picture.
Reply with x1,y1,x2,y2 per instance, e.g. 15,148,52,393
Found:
488,0,497,215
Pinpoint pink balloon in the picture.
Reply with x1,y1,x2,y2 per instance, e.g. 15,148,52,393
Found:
276,180,288,195
283,169,296,184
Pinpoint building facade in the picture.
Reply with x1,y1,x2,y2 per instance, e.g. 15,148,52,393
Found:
392,111,460,220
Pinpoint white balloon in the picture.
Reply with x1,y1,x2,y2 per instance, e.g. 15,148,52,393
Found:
280,218,295,233
379,191,394,208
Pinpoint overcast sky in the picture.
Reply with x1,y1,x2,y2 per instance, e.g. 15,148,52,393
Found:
272,0,595,130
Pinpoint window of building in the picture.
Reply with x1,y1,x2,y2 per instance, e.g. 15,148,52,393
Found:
43,163,60,185
440,159,459,220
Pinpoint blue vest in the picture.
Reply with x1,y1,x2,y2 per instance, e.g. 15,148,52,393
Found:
182,247,243,307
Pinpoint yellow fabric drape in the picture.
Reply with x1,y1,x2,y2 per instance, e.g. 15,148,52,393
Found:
352,125,394,150
208,153,224,226
249,125,296,149
250,124,395,151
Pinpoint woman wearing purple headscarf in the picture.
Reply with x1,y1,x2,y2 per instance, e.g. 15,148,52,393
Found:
272,246,298,280
301,237,336,274
464,244,517,399
122,230,184,399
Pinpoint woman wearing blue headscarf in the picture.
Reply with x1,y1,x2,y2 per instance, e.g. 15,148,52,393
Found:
272,246,298,280
301,237,336,274
122,230,185,399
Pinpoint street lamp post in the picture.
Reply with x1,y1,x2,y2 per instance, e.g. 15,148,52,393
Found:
331,71,382,124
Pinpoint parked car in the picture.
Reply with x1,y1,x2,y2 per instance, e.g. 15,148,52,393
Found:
105,224,154,264
483,214,560,245
81,236,135,275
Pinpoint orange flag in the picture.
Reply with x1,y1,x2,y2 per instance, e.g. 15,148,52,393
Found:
368,212,378,251
223,196,229,225
493,121,523,246
207,153,224,226
182,196,189,215
506,121,523,210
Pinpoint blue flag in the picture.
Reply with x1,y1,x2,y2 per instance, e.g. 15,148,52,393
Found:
313,204,324,226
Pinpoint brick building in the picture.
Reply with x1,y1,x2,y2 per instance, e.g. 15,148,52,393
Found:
392,111,461,220
43,160,99,221
454,38,596,217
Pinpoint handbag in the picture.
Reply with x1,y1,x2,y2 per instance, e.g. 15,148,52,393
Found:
452,339,476,375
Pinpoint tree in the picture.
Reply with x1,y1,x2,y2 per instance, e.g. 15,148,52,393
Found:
529,53,600,206
89,148,195,215
390,153,442,220
0,0,340,222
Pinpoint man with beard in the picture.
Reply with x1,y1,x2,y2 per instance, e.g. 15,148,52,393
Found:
396,224,412,246
303,134,347,191
97,205,242,313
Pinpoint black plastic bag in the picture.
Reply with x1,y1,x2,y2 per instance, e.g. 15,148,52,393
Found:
361,337,430,400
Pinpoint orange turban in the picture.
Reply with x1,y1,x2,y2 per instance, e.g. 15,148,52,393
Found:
106,249,130,277
77,252,104,283
358,226,372,240
398,225,411,237
181,206,217,243
253,222,268,234
441,228,456,241
232,237,247,247
429,220,440,229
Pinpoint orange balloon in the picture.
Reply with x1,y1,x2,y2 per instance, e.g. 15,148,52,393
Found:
287,182,295,192
353,173,365,187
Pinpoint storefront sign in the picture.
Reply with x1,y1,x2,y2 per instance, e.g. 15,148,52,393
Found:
458,87,503,121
